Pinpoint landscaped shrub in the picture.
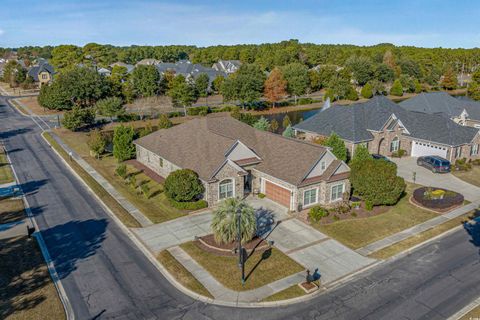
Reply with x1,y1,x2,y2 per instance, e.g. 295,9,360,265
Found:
455,158,472,171
169,199,208,210
472,159,480,166
350,159,405,206
391,149,407,158
117,113,140,122
257,193,266,199
164,169,205,202
62,106,95,131
413,187,464,210
140,183,151,199
365,200,374,211
115,164,127,179
309,206,329,222
87,129,107,159
157,114,173,129
113,125,136,162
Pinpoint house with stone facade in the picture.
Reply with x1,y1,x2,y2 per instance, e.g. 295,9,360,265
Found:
399,92,480,129
134,115,350,211
293,96,480,162
27,59,55,86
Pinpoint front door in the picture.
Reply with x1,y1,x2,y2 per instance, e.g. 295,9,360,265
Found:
244,170,252,193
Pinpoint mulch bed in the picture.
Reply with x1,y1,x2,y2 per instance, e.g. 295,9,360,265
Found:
195,234,271,257
125,159,165,183
412,187,464,212
410,196,463,213
298,202,389,225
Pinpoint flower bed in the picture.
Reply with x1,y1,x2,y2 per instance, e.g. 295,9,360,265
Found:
412,187,464,211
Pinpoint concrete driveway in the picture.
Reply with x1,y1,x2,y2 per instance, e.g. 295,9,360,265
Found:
392,157,480,202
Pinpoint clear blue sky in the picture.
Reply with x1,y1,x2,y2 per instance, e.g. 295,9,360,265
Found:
1,0,479,48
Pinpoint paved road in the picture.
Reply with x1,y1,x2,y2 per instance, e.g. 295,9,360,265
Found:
1,96,480,319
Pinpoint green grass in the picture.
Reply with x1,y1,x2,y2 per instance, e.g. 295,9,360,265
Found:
180,241,304,292
54,129,187,224
261,285,307,302
0,236,66,320
452,166,480,187
157,250,213,299
369,213,472,259
313,183,439,249
43,132,141,228
0,199,25,224
0,150,14,184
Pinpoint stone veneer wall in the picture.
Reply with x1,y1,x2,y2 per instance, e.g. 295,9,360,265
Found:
204,162,245,206
136,145,180,178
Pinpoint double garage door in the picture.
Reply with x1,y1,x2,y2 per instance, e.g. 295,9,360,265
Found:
264,180,291,209
411,141,448,158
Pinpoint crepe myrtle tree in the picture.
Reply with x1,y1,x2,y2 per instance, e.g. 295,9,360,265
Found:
211,198,256,244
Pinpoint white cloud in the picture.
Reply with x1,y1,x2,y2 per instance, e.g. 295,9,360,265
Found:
0,29,4,36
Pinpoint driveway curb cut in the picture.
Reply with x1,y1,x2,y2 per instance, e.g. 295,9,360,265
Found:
3,143,75,320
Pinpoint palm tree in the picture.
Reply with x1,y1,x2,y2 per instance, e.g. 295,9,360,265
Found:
211,198,256,244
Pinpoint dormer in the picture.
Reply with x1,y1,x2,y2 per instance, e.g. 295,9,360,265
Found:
305,149,336,179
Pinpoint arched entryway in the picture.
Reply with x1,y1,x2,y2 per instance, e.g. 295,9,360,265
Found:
377,138,385,154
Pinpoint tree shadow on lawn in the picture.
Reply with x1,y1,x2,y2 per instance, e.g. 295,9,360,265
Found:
245,248,272,282
0,236,55,319
40,218,108,279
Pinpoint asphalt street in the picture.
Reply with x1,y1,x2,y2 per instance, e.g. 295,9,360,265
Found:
1,96,480,320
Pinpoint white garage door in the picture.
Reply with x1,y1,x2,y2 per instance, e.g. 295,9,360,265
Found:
411,141,448,158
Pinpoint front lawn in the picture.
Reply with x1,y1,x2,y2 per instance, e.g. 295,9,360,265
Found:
14,97,63,116
313,183,439,249
0,236,65,320
53,129,187,224
180,241,304,292
452,166,480,187
0,149,14,185
261,285,307,302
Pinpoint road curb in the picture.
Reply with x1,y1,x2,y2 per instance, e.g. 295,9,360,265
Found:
3,144,75,320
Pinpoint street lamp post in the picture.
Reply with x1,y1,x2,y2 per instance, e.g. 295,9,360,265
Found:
237,208,245,285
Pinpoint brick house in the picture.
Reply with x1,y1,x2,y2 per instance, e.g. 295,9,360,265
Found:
293,96,480,162
399,92,480,129
27,59,54,86
134,115,350,211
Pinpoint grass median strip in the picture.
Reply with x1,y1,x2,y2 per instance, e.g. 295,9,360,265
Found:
180,241,304,292
157,250,213,299
0,236,65,320
261,284,307,302
42,132,141,228
0,149,14,184
369,213,472,260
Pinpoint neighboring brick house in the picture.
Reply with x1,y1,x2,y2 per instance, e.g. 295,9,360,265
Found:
134,115,350,211
293,96,480,162
400,92,480,129
27,60,55,86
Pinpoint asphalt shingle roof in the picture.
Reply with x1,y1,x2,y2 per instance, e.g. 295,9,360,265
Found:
134,115,330,186
293,96,479,146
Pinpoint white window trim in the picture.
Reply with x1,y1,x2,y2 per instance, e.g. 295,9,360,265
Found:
303,187,318,208
330,183,344,202
218,178,235,200
472,144,479,156
390,137,400,152
320,161,326,170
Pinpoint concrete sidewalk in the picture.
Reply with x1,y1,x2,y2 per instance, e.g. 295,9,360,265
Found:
48,132,153,227
168,246,306,303
356,200,480,256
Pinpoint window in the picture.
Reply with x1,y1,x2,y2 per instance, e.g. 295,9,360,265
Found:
455,147,462,158
159,157,164,167
303,188,317,206
330,184,344,202
390,137,400,152
41,73,48,80
471,144,479,156
320,161,326,170
219,179,234,199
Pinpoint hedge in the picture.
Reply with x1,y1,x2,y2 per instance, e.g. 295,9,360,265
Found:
169,199,208,210
412,187,464,210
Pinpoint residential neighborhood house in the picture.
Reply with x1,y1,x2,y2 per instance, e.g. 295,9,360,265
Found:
293,95,480,162
399,92,480,128
134,115,350,211
156,60,227,85
212,60,242,74
27,59,55,86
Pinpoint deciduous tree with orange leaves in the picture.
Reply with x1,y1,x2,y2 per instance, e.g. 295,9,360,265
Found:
264,67,287,108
